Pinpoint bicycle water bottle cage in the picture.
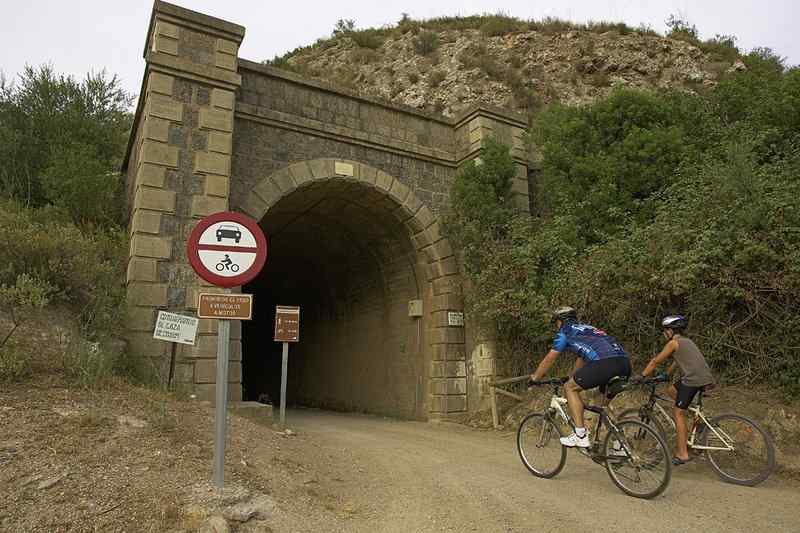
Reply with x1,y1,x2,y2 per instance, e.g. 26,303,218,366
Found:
604,376,628,400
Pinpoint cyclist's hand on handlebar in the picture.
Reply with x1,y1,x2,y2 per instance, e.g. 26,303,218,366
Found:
655,372,670,382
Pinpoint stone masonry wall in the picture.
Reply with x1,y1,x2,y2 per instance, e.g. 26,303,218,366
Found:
124,1,531,417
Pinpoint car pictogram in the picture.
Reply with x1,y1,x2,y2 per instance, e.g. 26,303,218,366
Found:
216,224,241,243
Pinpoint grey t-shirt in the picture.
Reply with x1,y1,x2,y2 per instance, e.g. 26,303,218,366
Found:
673,336,714,387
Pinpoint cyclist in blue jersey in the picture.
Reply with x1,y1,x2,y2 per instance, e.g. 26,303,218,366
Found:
530,307,631,448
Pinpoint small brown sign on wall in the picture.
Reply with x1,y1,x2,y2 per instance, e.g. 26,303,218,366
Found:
198,293,253,320
274,305,300,342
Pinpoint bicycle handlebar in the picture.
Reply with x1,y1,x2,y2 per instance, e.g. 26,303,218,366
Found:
627,374,670,387
527,377,569,387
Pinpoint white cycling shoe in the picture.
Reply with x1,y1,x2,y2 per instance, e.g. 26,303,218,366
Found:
560,432,591,448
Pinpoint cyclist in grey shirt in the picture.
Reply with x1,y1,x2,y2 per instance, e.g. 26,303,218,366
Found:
641,315,714,465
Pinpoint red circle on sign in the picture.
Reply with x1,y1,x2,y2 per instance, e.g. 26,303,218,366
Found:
186,211,268,288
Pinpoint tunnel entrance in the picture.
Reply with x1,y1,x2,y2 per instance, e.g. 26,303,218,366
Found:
242,179,425,419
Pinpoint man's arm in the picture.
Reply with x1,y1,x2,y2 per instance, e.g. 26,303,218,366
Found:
642,340,678,376
531,350,561,381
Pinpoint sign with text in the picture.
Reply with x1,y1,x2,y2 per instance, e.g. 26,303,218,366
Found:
274,305,300,342
153,311,199,345
198,293,253,320
447,311,465,327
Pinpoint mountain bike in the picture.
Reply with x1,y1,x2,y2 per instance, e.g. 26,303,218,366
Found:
619,376,776,486
517,377,671,499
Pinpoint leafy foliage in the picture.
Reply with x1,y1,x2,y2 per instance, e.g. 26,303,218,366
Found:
450,50,800,394
0,65,133,227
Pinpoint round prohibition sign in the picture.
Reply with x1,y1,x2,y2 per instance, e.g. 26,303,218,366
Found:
187,211,268,288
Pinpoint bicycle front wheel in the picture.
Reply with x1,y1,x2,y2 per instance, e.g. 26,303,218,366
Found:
517,413,567,478
703,414,776,486
604,419,671,499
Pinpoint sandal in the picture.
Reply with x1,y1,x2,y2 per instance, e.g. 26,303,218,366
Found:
672,457,691,466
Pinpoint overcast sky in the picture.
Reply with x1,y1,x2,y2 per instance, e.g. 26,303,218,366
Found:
1,0,797,96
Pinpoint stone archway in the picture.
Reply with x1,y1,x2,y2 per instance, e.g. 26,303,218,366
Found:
237,159,466,419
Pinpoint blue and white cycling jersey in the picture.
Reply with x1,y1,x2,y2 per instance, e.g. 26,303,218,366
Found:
552,322,628,362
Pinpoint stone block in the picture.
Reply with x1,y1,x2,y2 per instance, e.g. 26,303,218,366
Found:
430,361,446,378
388,178,410,205
411,229,433,251
199,108,233,132
241,193,268,220
375,171,393,192
205,175,230,198
476,358,495,377
215,52,237,71
191,195,228,217
357,164,377,187
446,395,467,412
195,151,230,176
431,292,463,312
153,34,178,56
130,209,162,234
195,383,243,403
334,161,355,177
431,343,465,361
147,94,183,122
308,159,334,180
140,140,179,168
271,169,296,194
396,190,422,220
135,187,176,213
211,88,235,110
143,117,170,142
148,72,174,96
216,38,238,55
429,327,465,345
427,256,459,279
405,205,435,233
446,378,467,395
432,275,460,295
136,163,166,188
423,239,455,263
208,131,232,154
154,20,179,38
195,360,242,384
127,257,158,282
127,282,168,307
445,361,467,377
253,177,283,205
430,395,447,413
130,234,172,259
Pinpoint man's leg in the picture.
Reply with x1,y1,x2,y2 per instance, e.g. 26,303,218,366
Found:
673,406,690,461
565,378,585,429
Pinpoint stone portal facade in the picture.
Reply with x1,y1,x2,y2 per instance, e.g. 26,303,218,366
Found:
123,1,530,420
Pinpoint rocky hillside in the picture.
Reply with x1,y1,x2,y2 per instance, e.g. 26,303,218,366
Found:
268,17,745,117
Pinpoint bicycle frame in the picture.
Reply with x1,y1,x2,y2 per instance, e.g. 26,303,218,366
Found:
649,392,736,452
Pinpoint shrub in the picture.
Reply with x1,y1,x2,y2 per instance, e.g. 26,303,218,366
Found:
479,15,520,37
407,72,420,84
414,31,440,55
350,29,386,50
352,48,380,64
427,70,446,88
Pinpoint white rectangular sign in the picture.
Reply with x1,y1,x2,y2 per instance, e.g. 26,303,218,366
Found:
447,311,465,327
153,311,199,345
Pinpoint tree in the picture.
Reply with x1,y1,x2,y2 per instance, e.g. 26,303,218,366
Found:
0,65,133,226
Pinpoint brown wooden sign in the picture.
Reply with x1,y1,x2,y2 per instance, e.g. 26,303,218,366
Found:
274,305,300,342
198,293,253,320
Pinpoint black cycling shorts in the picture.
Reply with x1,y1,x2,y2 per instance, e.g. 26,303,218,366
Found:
674,381,709,410
573,357,631,392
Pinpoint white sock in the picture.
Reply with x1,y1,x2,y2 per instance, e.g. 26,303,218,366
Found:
575,427,587,437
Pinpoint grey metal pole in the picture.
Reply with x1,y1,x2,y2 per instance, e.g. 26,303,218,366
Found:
280,341,288,426
213,318,231,490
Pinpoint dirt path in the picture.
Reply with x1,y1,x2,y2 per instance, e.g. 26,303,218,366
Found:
267,408,800,533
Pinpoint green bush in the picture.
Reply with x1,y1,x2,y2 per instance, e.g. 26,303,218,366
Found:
350,29,386,50
450,52,800,394
414,31,440,55
479,15,521,37
427,70,446,88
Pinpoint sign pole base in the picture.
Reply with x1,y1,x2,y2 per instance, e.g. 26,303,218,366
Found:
280,341,288,427
213,319,231,491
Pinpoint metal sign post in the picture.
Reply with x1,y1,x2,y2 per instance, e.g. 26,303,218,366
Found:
213,318,230,489
274,305,300,427
187,211,268,492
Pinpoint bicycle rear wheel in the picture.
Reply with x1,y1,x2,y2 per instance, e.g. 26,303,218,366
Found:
703,414,776,486
604,419,671,499
517,413,567,478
